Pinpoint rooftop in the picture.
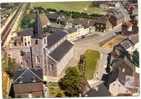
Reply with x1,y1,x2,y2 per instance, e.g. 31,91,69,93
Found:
13,67,43,84
49,40,73,61
47,30,67,48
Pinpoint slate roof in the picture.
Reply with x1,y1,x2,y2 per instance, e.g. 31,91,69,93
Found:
49,40,73,61
46,26,64,33
94,16,108,24
85,83,111,96
18,28,33,37
128,34,138,44
47,31,67,48
120,38,134,49
13,67,43,84
65,27,77,33
47,12,59,21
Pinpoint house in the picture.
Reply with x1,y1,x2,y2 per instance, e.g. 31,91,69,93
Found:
10,67,44,98
102,36,139,96
6,11,74,78
47,12,66,25
121,20,138,35
94,16,112,32
107,8,129,27
65,18,95,41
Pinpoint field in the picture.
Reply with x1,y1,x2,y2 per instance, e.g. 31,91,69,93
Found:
84,49,100,80
31,2,106,14
102,35,125,49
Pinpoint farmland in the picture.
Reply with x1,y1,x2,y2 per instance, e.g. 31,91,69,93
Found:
31,2,106,15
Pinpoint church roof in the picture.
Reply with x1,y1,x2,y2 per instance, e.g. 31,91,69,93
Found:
49,40,73,61
47,30,67,48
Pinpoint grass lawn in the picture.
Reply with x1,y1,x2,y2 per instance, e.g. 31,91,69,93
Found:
48,82,64,97
31,2,106,15
84,49,100,80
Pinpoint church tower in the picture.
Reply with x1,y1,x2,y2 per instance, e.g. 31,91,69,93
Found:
31,11,48,80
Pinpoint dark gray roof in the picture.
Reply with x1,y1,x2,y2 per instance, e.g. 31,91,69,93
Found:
47,12,59,20
49,40,73,61
65,27,77,33
14,67,43,84
18,28,33,37
128,34,138,44
47,31,67,48
120,38,134,49
46,26,64,33
94,16,108,24
85,83,111,96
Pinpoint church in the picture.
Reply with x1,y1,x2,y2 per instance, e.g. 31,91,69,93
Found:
7,11,74,79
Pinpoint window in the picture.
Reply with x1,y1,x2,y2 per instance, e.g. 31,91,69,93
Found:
14,41,17,46
49,64,54,72
35,40,38,45
25,42,27,46
28,41,30,44
44,38,46,44
35,56,40,65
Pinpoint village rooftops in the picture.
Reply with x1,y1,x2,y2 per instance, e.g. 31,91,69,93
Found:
67,18,95,28
94,16,108,24
49,40,73,61
17,28,47,39
18,28,33,37
107,8,124,19
47,30,67,48
46,25,64,34
65,27,77,33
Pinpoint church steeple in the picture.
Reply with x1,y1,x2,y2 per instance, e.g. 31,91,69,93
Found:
33,10,42,38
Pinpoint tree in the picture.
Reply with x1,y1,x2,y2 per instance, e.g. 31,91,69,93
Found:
58,67,82,97
2,55,18,77
20,15,35,29
132,50,139,67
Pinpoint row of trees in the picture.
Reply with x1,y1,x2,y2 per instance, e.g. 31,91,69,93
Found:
31,6,103,19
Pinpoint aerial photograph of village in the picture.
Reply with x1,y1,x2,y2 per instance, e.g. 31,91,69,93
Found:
1,0,139,98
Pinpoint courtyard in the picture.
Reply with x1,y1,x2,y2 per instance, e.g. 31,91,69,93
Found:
84,49,100,80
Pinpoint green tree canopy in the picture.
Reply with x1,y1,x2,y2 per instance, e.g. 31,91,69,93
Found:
58,67,82,97
132,50,139,67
